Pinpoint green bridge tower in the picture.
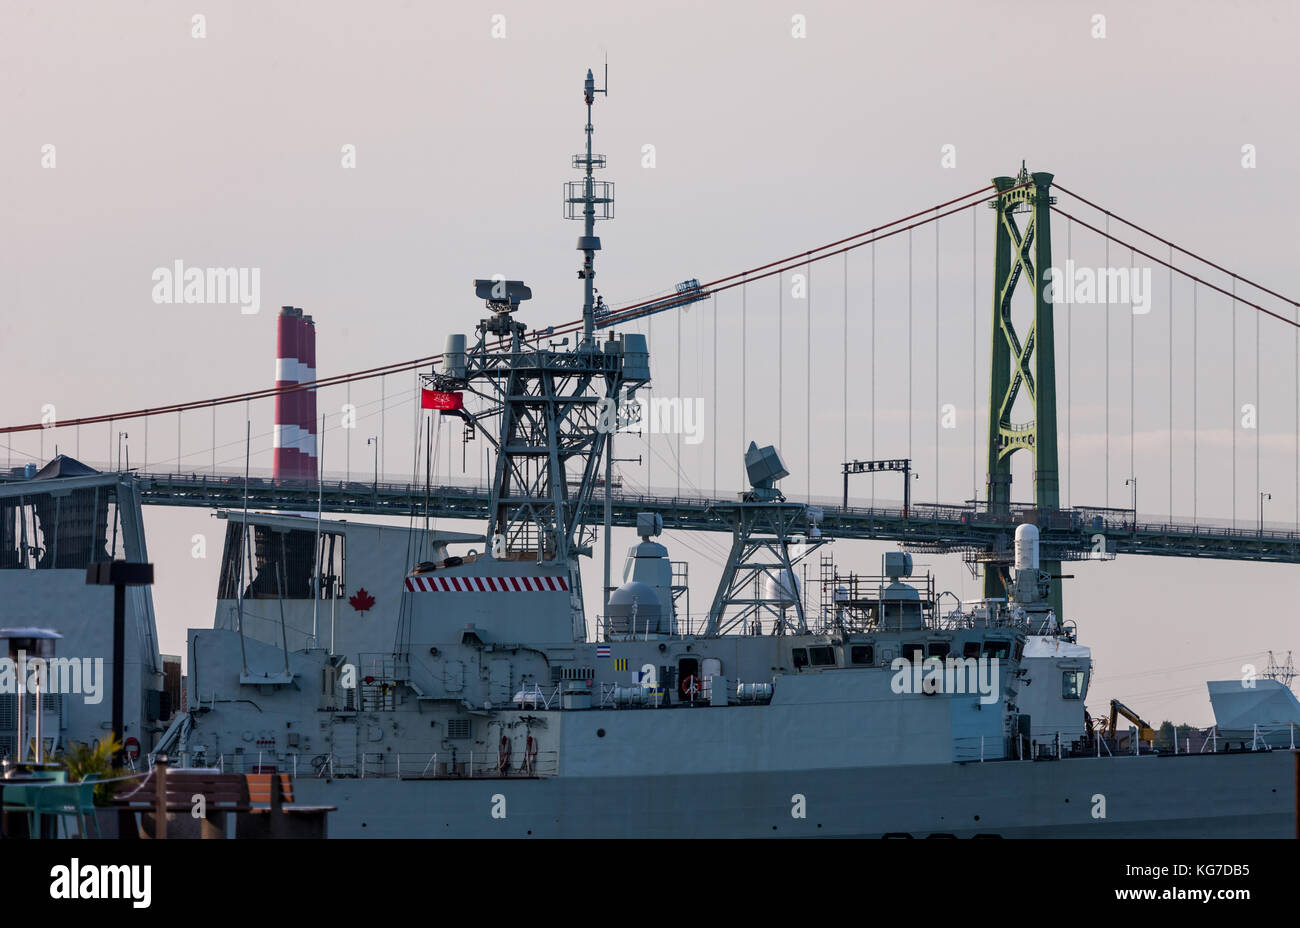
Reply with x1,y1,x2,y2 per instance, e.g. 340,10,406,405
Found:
984,166,1063,618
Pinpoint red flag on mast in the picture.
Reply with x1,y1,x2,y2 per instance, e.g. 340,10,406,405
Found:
421,388,464,410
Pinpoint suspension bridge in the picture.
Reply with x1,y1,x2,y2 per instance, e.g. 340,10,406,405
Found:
3,166,1299,618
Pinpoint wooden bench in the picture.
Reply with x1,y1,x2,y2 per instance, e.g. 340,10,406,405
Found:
236,772,336,839
112,762,336,838
112,765,251,839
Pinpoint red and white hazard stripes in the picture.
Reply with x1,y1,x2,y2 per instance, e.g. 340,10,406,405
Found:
273,306,319,480
404,575,570,593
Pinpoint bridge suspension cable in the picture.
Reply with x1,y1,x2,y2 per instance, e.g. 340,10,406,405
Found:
0,184,1002,436
1055,194,1298,527
601,184,1001,329
1050,210,1299,324
12,180,1296,452
1054,185,1300,310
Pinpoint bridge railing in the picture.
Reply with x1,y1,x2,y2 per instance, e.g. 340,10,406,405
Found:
58,468,1300,545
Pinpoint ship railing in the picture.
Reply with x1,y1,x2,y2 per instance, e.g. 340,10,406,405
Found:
197,750,559,779
1025,728,1091,760
394,750,559,779
1192,721,1298,753
195,752,299,776
509,683,561,710
953,735,1005,763
955,727,1111,763
1200,726,1218,753
931,610,1031,632
597,682,667,708
1254,721,1297,751
312,752,334,778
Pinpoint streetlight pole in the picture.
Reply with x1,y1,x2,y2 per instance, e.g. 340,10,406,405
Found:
367,436,378,494
1125,477,1137,531
117,432,128,471
1260,491,1271,536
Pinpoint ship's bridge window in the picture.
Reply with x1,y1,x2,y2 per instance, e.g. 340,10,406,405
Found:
1062,670,1086,700
809,646,836,667
927,642,950,659
850,645,874,666
883,601,923,624
902,644,925,663
962,641,981,659
982,640,1011,661
791,648,809,669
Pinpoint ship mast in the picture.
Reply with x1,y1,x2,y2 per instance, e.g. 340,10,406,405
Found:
426,64,647,640
572,62,610,343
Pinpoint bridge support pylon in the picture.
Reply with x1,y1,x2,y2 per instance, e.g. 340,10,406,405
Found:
984,166,1063,619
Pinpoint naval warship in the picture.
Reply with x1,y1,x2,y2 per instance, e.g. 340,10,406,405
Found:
4,67,1296,838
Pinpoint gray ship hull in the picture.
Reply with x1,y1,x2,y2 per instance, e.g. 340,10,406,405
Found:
293,749,1296,838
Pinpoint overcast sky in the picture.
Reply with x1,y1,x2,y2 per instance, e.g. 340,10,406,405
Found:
2,0,1298,725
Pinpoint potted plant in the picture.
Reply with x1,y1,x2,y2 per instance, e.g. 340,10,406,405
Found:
59,735,128,838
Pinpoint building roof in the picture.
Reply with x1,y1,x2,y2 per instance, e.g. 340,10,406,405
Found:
32,454,101,480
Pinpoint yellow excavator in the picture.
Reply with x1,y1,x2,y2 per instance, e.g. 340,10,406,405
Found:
1095,698,1156,742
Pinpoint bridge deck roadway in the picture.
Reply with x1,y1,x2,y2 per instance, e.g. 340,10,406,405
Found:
119,472,1300,565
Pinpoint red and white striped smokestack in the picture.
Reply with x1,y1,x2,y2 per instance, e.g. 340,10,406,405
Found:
273,306,318,480
273,306,300,479
299,310,318,479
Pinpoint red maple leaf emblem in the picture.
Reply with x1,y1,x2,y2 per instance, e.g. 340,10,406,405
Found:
349,588,376,614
